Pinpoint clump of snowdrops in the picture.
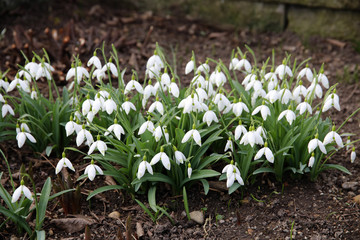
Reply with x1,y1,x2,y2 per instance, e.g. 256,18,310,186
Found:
1,44,359,228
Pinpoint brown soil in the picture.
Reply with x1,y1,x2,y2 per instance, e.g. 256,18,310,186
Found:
1,1,360,239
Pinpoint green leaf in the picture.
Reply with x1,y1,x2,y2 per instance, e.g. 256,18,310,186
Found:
86,185,124,201
148,186,157,212
183,187,190,220
200,179,209,195
156,206,175,225
132,173,175,187
0,205,32,235
49,189,75,201
38,177,51,229
322,164,351,175
252,167,275,175
180,169,220,186
36,230,46,240
135,199,155,222
45,145,55,157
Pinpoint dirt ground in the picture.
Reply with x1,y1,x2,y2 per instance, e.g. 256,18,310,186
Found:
1,1,360,239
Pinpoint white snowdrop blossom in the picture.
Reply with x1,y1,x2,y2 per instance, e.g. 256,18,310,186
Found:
16,128,36,148
278,87,293,104
191,74,206,87
229,57,239,70
174,146,186,164
187,163,192,178
178,94,203,113
213,92,231,112
24,61,39,79
185,59,194,74
7,75,30,93
84,160,103,181
101,62,118,77
124,79,144,94
65,116,81,136
308,134,327,154
307,82,323,99
82,97,93,115
323,91,340,112
0,77,9,91
351,147,356,163
296,100,312,115
88,135,107,156
278,109,296,125
92,68,106,82
137,157,153,179
251,89,267,106
169,81,180,98
121,100,136,115
292,82,308,100
323,126,343,148
195,87,208,102
87,54,102,69
254,142,274,163
265,89,279,104
317,72,329,89
182,126,202,146
16,123,30,134
30,88,38,100
11,180,33,203
252,103,271,121
234,121,247,140
105,119,125,140
2,101,15,117
209,68,227,87
76,125,94,147
224,138,233,152
148,99,164,115
256,126,267,140
160,72,171,88
153,125,168,142
104,97,117,115
56,152,75,174
66,65,89,83
234,58,252,73
298,65,313,82
242,73,256,87
143,82,157,100
138,119,155,135
36,62,54,80
202,109,218,126
240,126,264,147
264,71,278,91
92,93,106,114
150,147,171,170
245,79,262,92
222,161,244,188
196,63,210,74
308,153,315,167
232,99,249,117
275,63,293,80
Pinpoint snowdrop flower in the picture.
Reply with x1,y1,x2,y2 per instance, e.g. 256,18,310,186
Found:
178,94,203,114
18,69,32,82
138,118,155,135
150,147,171,170
292,81,308,100
196,62,210,74
317,71,329,89
182,124,202,146
229,56,239,70
104,97,117,115
7,74,30,93
275,62,293,80
2,101,15,118
278,108,296,125
308,152,315,167
148,98,164,115
254,142,274,163
252,102,271,121
307,82,323,99
323,126,343,148
143,80,157,100
104,119,125,140
169,80,180,98
185,58,195,74
86,110,95,123
76,125,94,147
242,72,256,87
173,146,186,164
195,87,208,102
30,88,38,100
24,60,39,79
213,92,231,112
234,120,247,140
298,65,313,82
121,99,136,115
82,96,93,115
16,123,30,134
265,88,279,104
232,98,249,117
209,67,227,87
264,71,278,91
222,161,244,188
153,125,168,142
251,88,267,106
0,77,9,91
308,134,327,154
256,126,267,140
137,156,153,179
323,91,340,112
84,160,103,181
296,99,312,115
147,52,164,70
234,57,252,73
87,52,102,69
202,107,218,126
187,163,192,178
224,137,233,152
56,152,75,174
191,74,206,87
160,71,171,88
65,116,81,136
278,86,293,104
11,179,33,203
124,78,144,94
88,135,107,156
351,147,356,163
66,63,89,83
240,126,264,147
0,93,4,103
245,78,262,92
36,62,54,80
101,61,118,77
16,128,36,148
92,68,106,82
92,93,106,114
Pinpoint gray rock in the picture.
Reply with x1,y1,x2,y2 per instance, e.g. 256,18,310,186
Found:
189,211,204,225
342,181,358,190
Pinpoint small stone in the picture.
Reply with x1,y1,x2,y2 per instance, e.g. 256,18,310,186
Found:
245,215,254,222
342,182,358,191
348,191,356,197
48,229,54,236
10,236,19,240
189,211,204,225
186,228,194,235
108,211,121,219
181,211,187,218
219,219,225,224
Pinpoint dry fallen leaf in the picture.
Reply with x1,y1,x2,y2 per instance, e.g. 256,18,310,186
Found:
136,222,145,238
353,195,360,204
51,216,96,233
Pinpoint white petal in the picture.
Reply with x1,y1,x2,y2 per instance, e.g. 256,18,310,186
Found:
11,186,23,203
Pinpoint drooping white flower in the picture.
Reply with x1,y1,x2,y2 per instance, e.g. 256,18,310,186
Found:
56,152,75,174
143,81,157,100
317,72,329,89
222,161,244,188
16,123,30,134
234,58,252,73
351,147,356,163
35,62,54,80
7,75,30,93
308,152,315,167
16,129,36,148
240,126,264,147
92,93,106,114
229,57,239,71
296,100,312,115
11,180,33,203
275,62,293,80
160,72,171,88
185,59,194,74
101,62,118,77
232,99,249,117
84,160,103,181
169,81,180,98
323,91,340,112
104,119,125,140
245,79,262,92
147,53,164,70
24,61,39,80
174,146,186,164
65,116,82,136
187,163,192,178
153,125,168,142
256,126,267,140
202,109,218,126
254,142,274,163
264,71,278,88
87,53,102,69
88,135,107,156
252,103,271,121
30,88,38,100
213,92,231,112
138,119,155,135
224,137,233,152
137,157,153,179
124,79,144,94
308,134,327,154
150,147,171,170
2,101,15,118
182,126,202,146
66,65,89,83
234,121,247,141
92,68,106,82
121,100,136,115
195,87,208,102
251,89,267,106
242,73,256,87
76,125,94,147
323,126,343,148
209,68,227,87
148,99,164,115
104,97,117,115
307,82,323,99
191,74,206,87
265,89,279,104
0,77,9,91
196,63,210,74
278,109,296,125
298,65,313,82
178,94,203,114
278,87,293,104
292,81,308,100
